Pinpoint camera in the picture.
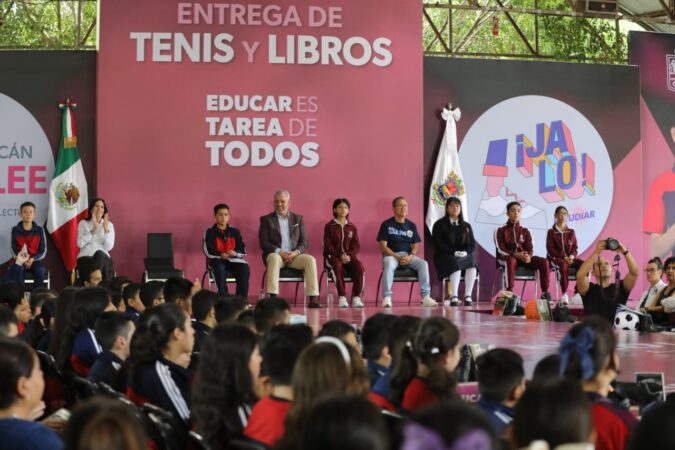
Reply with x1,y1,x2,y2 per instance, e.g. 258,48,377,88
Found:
605,237,620,251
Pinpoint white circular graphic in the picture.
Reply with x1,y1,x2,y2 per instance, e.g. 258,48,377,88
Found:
459,95,613,257
0,93,55,263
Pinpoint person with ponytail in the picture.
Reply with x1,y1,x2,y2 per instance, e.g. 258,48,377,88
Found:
192,323,262,449
29,298,54,352
390,317,461,413
126,302,194,424
559,317,637,450
275,337,369,450
56,287,114,377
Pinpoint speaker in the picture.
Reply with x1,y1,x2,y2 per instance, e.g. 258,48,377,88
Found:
584,1,618,13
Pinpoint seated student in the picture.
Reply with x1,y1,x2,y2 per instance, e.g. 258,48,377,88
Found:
475,348,525,435
253,297,291,336
637,257,666,311
164,276,200,318
62,397,147,450
369,315,421,411
0,283,30,336
377,196,437,308
496,201,552,302
0,338,64,450
28,299,54,352
89,311,135,392
644,256,675,325
9,202,48,288
77,259,104,287
127,303,194,423
301,395,389,450
57,287,114,377
193,323,262,449
627,400,675,450
323,198,365,308
401,400,500,450
275,337,370,450
560,317,637,450
24,289,57,340
244,324,314,447
512,379,594,450
203,203,250,298
432,196,479,306
123,283,144,323
108,275,131,295
237,309,256,332
0,305,19,338
214,295,249,323
139,280,165,310
530,354,561,386
546,206,584,305
576,239,639,324
191,290,219,353
361,313,397,387
319,319,359,350
390,317,461,413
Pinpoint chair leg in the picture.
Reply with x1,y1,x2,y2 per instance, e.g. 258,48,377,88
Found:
375,272,383,306
294,282,300,306
408,281,414,305
259,270,267,300
476,276,480,303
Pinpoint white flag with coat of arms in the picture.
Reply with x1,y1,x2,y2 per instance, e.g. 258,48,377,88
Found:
426,104,467,234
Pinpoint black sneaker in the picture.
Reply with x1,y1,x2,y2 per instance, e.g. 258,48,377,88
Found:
541,291,553,304
307,300,321,309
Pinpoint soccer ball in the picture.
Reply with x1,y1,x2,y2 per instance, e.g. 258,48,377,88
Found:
614,311,639,331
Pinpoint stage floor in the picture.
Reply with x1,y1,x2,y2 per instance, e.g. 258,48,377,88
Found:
290,302,675,394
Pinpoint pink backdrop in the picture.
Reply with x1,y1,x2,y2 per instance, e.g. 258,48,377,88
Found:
97,0,423,301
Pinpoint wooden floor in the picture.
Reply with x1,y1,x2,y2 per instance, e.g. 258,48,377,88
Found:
290,301,675,394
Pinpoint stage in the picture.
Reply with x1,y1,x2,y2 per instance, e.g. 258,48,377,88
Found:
292,302,675,394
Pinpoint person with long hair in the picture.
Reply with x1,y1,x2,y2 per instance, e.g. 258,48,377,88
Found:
390,317,461,413
62,397,147,450
645,256,675,325
432,196,479,306
192,323,262,449
323,198,365,308
0,338,63,450
49,287,78,356
546,205,584,305
559,317,637,450
57,287,113,377
77,198,115,281
275,336,370,450
29,298,54,352
126,302,194,424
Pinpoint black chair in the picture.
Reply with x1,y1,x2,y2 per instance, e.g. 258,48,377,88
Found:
202,260,237,292
188,431,213,450
143,233,184,282
318,268,366,305
491,259,539,299
72,376,97,402
375,266,419,306
259,267,305,305
24,270,51,289
549,259,580,300
441,271,481,303
140,403,188,450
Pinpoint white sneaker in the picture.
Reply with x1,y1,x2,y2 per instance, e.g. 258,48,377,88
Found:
570,293,583,305
338,296,349,308
382,296,392,308
421,296,438,307
352,296,364,308
560,293,570,305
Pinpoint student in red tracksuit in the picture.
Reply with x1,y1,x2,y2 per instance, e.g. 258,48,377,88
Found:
495,201,552,302
323,198,365,308
546,206,584,305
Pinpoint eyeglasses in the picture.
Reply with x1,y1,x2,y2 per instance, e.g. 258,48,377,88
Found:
644,268,661,273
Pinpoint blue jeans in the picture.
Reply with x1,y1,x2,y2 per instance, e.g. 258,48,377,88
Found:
381,252,431,298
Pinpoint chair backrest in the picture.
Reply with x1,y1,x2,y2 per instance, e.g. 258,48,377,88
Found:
146,233,175,269
141,403,187,450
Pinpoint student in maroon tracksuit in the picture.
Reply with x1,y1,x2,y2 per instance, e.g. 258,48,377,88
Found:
323,198,365,308
495,201,552,302
546,206,584,305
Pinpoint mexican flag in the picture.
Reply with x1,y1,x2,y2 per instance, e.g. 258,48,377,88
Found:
46,99,88,271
